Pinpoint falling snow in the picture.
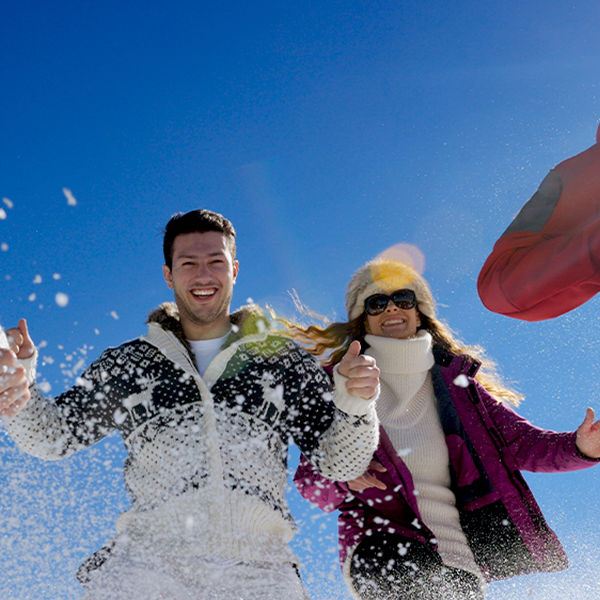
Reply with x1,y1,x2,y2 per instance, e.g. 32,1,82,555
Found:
453,374,469,388
38,381,52,393
62,188,77,206
55,293,69,307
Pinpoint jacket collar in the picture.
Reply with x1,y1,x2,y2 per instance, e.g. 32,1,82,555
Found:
145,301,271,359
432,345,481,377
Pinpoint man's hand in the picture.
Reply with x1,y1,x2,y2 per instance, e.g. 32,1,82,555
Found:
338,340,379,399
576,407,600,459
347,459,387,492
5,319,35,359
0,348,30,418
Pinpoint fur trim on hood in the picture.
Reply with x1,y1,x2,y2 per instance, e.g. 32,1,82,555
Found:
146,302,271,356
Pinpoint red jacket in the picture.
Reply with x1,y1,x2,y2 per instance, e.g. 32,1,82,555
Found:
477,123,600,321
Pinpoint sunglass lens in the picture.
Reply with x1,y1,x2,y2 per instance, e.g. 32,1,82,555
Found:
390,290,416,309
365,294,389,315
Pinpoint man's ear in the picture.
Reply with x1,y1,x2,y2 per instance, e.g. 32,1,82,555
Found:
232,260,239,283
163,265,174,289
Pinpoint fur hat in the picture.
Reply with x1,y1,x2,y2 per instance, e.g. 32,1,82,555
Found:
346,259,436,321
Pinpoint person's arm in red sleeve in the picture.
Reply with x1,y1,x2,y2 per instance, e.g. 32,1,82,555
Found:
478,123,600,321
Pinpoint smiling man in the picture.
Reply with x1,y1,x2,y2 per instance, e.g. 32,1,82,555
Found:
1,209,380,600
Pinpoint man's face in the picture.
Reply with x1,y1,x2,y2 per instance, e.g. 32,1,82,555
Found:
163,231,239,339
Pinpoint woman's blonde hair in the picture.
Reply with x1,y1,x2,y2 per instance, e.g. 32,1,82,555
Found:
275,293,523,406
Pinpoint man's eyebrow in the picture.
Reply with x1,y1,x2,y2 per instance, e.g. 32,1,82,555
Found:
176,251,227,259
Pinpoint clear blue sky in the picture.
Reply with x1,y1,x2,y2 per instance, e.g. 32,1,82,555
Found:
1,1,599,598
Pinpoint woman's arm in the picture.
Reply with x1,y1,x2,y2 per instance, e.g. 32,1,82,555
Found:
293,452,353,513
477,380,600,472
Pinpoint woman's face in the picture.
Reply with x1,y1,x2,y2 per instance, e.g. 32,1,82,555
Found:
365,299,421,339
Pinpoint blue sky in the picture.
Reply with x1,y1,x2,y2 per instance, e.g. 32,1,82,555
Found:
1,1,600,598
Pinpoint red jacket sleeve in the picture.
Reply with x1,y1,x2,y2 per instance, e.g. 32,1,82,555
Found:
478,123,600,321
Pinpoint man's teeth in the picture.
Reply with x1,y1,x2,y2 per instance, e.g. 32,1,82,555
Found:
192,290,216,296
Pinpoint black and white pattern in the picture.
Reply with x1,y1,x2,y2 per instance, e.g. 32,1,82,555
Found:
5,303,379,578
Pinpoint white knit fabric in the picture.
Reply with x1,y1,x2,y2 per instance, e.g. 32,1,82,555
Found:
79,553,310,600
365,332,483,581
4,304,379,595
0,327,8,348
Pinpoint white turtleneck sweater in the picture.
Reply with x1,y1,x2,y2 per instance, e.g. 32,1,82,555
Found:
365,331,483,580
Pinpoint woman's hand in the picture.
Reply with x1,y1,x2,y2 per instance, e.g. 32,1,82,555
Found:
576,408,600,459
347,459,387,492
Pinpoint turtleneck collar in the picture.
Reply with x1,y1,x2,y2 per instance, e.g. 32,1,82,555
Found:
365,330,434,375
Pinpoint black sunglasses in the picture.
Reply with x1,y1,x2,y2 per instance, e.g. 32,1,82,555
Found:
364,289,417,316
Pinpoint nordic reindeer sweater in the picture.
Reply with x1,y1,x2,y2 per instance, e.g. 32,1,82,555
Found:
5,303,379,575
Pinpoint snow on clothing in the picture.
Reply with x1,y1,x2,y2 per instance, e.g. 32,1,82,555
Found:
4,302,379,591
365,332,483,581
477,123,600,321
295,341,599,593
79,554,309,600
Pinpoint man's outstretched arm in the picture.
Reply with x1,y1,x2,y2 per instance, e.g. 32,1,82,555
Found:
287,341,380,483
2,319,123,460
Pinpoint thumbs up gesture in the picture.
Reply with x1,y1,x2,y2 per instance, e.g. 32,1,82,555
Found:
337,340,380,399
5,319,36,359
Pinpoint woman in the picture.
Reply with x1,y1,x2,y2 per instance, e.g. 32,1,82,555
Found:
288,258,600,600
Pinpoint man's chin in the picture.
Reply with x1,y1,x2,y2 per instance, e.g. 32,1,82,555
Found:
174,291,232,330
188,304,229,327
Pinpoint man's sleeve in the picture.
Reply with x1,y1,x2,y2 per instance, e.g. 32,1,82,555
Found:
281,342,379,482
3,346,126,460
477,123,600,321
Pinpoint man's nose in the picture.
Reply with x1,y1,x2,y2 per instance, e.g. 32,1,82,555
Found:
195,262,212,278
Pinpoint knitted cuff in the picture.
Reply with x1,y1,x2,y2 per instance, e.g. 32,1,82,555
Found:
331,364,379,417
19,349,38,386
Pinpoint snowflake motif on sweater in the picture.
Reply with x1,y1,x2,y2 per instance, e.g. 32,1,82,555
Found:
5,303,379,574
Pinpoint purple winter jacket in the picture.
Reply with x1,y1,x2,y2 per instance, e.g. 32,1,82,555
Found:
294,346,598,582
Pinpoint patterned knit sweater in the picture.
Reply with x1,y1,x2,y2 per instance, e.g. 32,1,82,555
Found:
5,303,379,578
